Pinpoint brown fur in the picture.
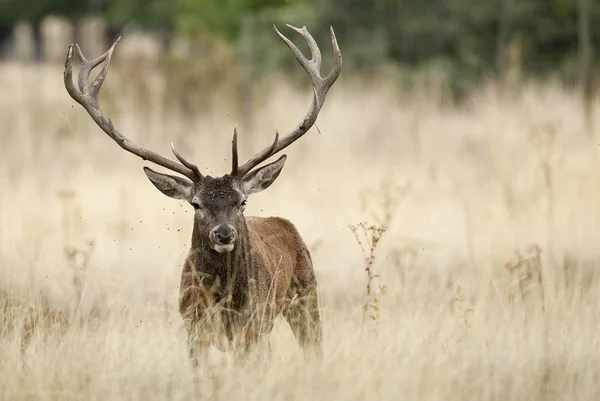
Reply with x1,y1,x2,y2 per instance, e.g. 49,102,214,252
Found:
179,213,322,363
62,24,341,365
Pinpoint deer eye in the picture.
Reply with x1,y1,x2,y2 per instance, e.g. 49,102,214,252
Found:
240,200,247,209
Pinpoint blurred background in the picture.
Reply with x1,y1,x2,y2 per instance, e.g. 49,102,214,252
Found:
0,0,599,113
1,0,600,310
2,1,600,399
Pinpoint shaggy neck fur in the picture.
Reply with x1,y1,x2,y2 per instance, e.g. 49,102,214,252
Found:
190,217,257,311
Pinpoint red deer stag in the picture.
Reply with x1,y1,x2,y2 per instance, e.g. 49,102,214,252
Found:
63,24,342,364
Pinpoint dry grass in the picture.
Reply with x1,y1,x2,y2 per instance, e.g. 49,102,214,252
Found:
2,60,600,400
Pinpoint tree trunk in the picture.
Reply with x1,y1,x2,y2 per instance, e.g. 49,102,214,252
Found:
496,0,513,85
578,0,594,139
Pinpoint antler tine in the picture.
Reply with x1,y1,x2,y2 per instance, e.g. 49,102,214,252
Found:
64,39,202,182
170,143,203,179
276,24,322,85
231,127,279,177
231,126,239,175
235,24,342,178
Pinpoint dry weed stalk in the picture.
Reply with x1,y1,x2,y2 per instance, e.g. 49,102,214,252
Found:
64,241,96,322
530,122,560,262
0,287,25,339
20,242,96,354
504,243,551,387
504,244,545,309
349,222,387,331
352,179,408,332
451,285,473,329
20,191,97,354
530,122,558,205
449,284,474,343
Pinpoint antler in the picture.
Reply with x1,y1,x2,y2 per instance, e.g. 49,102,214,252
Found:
232,24,342,178
64,38,203,182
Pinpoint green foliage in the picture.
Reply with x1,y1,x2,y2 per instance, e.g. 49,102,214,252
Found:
104,0,175,30
106,0,302,36
0,0,598,89
312,0,600,81
0,0,94,23
175,0,299,39
0,0,299,35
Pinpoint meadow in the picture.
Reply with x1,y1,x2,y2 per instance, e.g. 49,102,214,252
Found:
1,59,600,400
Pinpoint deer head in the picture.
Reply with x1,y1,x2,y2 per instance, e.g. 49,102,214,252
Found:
142,147,287,253
64,25,342,253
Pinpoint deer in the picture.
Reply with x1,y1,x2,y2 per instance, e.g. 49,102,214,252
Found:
63,24,342,364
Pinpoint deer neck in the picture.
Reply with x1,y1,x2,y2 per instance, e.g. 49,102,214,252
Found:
190,219,254,308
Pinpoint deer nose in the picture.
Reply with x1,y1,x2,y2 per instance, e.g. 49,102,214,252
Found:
211,225,237,245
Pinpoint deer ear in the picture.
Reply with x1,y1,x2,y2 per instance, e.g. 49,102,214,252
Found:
143,167,194,201
242,155,287,196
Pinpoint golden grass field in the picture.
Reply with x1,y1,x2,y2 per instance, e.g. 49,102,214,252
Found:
1,60,600,400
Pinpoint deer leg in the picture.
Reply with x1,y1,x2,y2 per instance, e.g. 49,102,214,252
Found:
180,263,217,367
285,284,323,358
232,310,275,365
186,321,211,368
233,333,273,365
232,317,259,364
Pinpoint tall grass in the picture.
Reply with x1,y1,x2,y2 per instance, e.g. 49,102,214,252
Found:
1,60,600,399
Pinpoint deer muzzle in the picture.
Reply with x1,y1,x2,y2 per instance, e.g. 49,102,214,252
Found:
210,224,237,253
